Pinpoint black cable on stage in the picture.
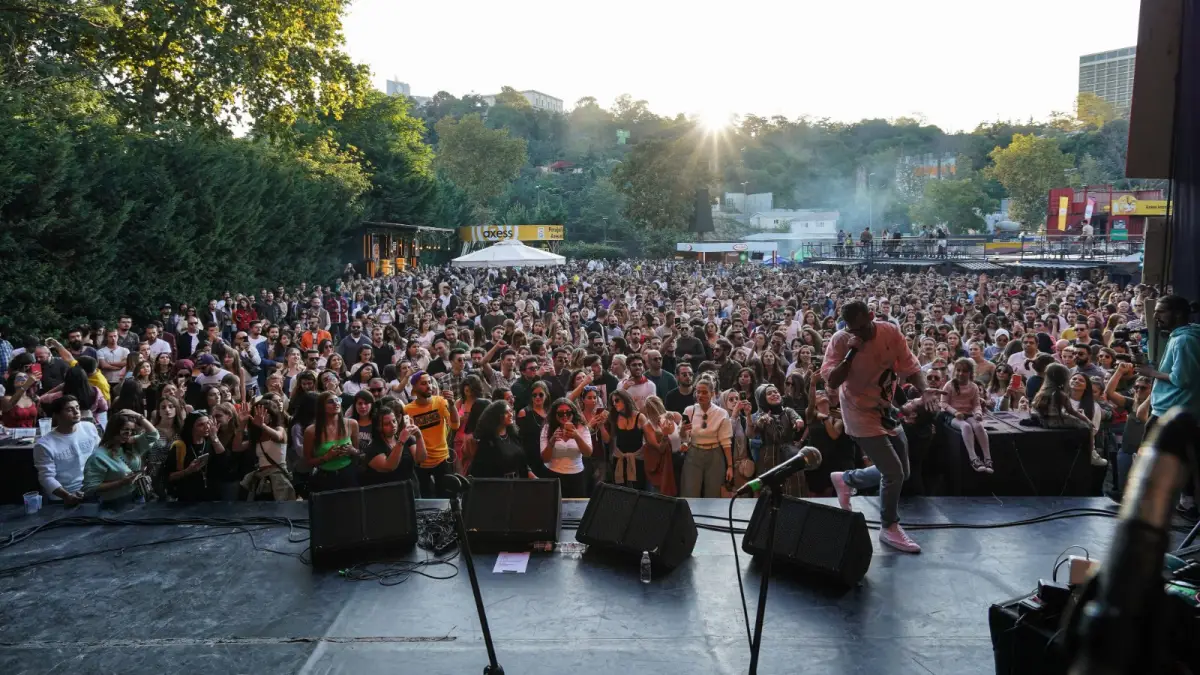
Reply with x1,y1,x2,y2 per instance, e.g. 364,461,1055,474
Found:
729,494,753,650
335,508,462,586
0,525,294,577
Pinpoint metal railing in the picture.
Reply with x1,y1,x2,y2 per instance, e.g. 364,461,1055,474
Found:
800,235,1144,261
799,238,985,260
1015,234,1144,260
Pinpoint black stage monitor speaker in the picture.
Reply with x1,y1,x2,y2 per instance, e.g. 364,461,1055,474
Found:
576,482,697,569
309,481,418,570
462,478,562,551
741,494,873,586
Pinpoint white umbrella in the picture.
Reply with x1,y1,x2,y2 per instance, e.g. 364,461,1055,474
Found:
450,239,565,268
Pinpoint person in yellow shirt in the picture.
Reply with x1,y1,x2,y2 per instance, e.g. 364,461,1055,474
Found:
404,371,459,498
46,338,110,401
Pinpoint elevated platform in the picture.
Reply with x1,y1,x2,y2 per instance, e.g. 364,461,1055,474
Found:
0,497,1154,674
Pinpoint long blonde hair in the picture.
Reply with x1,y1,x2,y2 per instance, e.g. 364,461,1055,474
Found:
642,396,667,426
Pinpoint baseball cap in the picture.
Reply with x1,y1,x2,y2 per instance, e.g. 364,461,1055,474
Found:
196,354,217,366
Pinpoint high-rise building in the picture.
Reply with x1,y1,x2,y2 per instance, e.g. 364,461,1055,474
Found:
1078,47,1136,117
385,79,411,97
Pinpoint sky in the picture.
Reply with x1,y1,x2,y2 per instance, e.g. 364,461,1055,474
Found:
342,0,1143,133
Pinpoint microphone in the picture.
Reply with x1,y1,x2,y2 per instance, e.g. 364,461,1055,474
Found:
437,473,471,495
737,446,822,495
1067,408,1196,675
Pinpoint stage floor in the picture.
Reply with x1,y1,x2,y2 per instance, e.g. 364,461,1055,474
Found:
0,496,1155,675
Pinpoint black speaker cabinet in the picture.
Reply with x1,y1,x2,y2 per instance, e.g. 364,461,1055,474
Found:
462,478,562,551
308,481,418,570
741,495,873,586
576,482,697,569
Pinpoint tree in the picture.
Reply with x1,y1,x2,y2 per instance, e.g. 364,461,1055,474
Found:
434,114,527,221
494,86,531,109
428,177,476,229
11,0,370,136
0,84,368,336
909,177,998,234
1076,93,1119,128
314,90,438,225
610,132,712,231
985,133,1074,228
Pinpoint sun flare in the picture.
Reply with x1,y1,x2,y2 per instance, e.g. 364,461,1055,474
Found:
697,109,732,133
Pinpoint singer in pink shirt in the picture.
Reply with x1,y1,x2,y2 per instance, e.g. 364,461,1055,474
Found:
820,300,933,554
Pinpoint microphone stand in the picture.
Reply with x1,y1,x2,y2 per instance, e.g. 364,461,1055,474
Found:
446,476,505,674
748,484,784,675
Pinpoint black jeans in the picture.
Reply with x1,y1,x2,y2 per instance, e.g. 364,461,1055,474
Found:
308,466,358,494
415,460,454,498
552,470,588,499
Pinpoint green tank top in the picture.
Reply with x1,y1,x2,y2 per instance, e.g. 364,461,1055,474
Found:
315,432,353,472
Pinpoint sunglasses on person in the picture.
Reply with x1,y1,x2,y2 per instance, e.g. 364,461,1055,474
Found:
532,392,546,399
555,409,573,419
370,387,384,394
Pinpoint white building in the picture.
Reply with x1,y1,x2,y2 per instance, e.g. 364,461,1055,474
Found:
743,210,839,260
748,210,839,236
722,192,773,216
483,90,564,113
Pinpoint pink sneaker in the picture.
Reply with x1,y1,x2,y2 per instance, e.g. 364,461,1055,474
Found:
830,472,853,511
879,524,921,553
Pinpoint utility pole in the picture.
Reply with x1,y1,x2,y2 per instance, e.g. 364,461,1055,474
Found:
602,217,608,244
867,172,876,231
741,181,750,226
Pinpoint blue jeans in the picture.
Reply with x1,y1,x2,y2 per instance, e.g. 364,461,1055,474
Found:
842,428,910,527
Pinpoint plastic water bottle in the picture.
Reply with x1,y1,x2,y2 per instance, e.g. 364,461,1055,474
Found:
640,551,652,584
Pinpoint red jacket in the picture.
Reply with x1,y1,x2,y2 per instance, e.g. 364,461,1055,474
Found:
233,308,258,332
326,296,349,324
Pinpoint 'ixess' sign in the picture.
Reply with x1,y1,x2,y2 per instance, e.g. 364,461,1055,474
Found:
459,225,564,242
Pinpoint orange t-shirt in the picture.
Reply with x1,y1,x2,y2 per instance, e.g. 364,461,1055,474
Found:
405,396,454,468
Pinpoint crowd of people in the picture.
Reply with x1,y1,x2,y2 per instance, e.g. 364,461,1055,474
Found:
2,260,1197,553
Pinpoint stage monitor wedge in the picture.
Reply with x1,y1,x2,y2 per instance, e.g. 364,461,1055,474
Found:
462,477,562,552
741,494,873,586
576,482,697,569
309,481,418,570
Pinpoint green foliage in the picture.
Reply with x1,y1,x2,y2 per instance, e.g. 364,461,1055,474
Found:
558,242,625,260
308,90,438,225
8,0,370,136
1075,93,1119,128
610,131,712,231
0,91,367,336
494,86,531,109
909,177,998,234
434,114,527,222
986,134,1074,228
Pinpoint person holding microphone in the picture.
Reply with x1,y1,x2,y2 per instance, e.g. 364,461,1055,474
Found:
822,301,934,553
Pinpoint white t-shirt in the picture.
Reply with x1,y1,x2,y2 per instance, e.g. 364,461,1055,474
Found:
1007,351,1039,379
96,346,130,383
540,424,591,475
195,368,233,388
147,339,173,359
255,435,286,469
33,422,100,498
622,378,656,412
